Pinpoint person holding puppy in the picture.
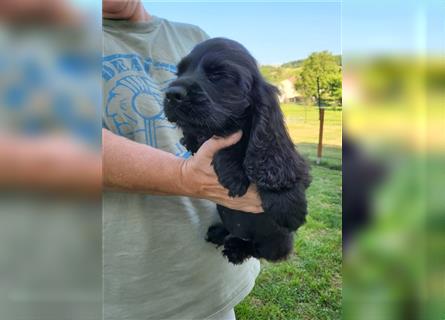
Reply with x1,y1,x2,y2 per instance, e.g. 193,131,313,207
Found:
102,1,261,319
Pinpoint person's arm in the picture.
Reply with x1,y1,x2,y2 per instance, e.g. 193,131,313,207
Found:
103,128,263,213
0,135,101,197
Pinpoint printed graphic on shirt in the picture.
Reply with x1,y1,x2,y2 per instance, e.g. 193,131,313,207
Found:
103,53,191,158
1,52,100,145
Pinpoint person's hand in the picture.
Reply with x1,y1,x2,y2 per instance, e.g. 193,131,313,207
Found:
178,132,263,213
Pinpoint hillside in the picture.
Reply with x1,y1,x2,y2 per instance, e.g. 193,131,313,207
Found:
259,65,301,86
260,54,342,85
281,59,305,68
282,54,341,68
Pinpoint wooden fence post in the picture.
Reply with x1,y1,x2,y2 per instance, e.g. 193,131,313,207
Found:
317,107,325,164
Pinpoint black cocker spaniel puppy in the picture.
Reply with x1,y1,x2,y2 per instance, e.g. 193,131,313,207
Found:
164,38,311,264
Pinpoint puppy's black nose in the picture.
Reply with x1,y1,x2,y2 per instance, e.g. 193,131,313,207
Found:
165,86,187,103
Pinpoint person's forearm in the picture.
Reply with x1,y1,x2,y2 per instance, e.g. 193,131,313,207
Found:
102,128,187,196
103,129,263,212
0,135,101,196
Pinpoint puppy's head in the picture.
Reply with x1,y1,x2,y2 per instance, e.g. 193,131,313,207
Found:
164,38,259,137
165,38,309,190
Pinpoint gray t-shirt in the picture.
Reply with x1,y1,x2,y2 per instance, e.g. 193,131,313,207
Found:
102,17,260,320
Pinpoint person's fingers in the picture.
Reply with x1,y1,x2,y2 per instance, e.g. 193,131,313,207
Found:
247,206,263,214
240,185,263,213
198,131,242,160
225,201,263,214
246,184,259,196
214,185,264,213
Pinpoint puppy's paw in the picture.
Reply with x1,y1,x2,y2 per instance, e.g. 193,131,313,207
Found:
222,237,254,265
213,155,250,197
206,224,229,247
180,136,200,154
220,174,250,198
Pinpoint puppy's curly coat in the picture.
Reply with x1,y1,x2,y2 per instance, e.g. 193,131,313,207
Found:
164,38,311,264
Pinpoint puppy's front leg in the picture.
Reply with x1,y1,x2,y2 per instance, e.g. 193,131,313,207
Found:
213,147,250,198
223,235,255,264
206,223,229,246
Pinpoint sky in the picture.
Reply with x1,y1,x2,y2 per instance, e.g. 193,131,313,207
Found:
144,1,341,65
342,0,444,56
81,0,442,59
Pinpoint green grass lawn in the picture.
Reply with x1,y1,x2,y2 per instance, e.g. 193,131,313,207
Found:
235,104,342,319
281,103,342,147
282,103,342,169
296,143,342,171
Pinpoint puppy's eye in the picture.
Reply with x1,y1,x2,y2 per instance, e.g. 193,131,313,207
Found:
208,72,224,82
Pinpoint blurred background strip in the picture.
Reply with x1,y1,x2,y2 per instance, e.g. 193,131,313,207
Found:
0,0,102,319
342,0,445,319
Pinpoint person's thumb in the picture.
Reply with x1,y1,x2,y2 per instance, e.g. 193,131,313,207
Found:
198,131,243,160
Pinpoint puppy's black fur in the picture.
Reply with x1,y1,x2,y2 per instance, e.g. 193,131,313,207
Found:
164,38,311,264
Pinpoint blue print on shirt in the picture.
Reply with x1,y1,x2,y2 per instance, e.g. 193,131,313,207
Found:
0,53,100,145
103,54,191,159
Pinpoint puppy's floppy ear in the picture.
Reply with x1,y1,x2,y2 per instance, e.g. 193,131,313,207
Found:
244,80,309,190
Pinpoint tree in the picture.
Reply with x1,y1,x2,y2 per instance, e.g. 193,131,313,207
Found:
298,51,340,107
327,72,342,106
297,51,341,163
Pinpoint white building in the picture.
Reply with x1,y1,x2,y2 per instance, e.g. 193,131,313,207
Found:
278,78,303,103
